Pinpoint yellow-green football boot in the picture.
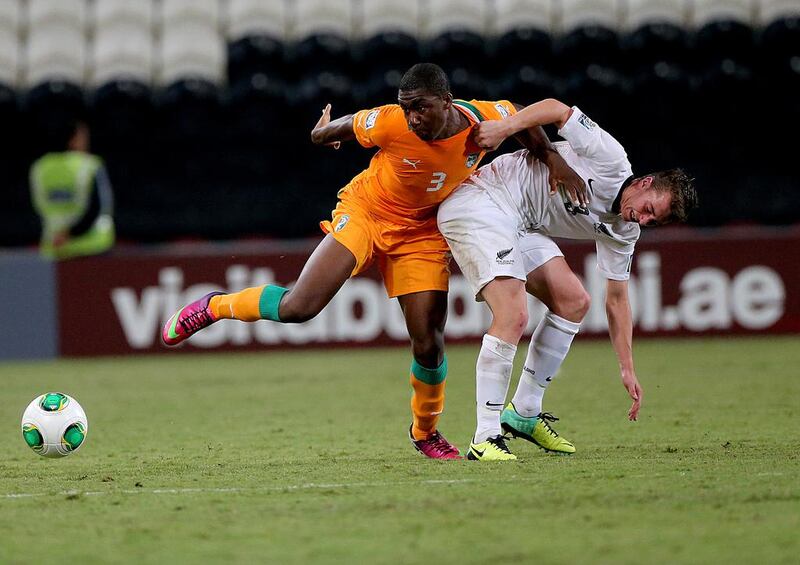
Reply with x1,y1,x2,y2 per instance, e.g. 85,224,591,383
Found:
500,403,575,454
466,435,517,461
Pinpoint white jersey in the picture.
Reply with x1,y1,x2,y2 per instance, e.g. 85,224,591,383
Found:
459,107,639,280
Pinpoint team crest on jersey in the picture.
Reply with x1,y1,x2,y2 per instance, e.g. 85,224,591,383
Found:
334,214,350,232
495,103,510,118
577,113,596,131
365,110,379,130
496,247,514,265
466,153,479,168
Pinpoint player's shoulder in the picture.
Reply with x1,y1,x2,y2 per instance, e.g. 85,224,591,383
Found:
357,104,404,129
458,99,516,121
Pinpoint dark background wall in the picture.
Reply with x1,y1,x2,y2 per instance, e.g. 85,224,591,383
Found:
3,1,799,245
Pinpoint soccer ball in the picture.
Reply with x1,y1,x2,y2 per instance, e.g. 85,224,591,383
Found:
21,392,88,458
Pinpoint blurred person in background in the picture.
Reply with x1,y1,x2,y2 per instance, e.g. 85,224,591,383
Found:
438,98,698,460
161,63,585,459
29,119,115,260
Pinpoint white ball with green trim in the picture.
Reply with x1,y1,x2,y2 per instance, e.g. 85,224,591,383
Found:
21,393,88,458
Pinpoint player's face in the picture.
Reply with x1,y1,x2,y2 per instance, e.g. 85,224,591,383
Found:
621,177,673,227
397,89,450,141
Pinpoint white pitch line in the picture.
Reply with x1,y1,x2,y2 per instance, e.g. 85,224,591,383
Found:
4,471,793,500
1,477,537,500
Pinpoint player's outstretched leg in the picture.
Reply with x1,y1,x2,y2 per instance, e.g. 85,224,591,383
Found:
162,291,225,346
500,403,575,454
162,234,356,346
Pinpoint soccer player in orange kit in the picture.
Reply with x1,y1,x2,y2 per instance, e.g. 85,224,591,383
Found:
162,64,584,459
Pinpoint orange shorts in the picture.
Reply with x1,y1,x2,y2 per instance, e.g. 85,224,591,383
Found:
320,200,450,298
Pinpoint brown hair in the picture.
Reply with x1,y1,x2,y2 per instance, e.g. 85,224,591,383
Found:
648,168,698,223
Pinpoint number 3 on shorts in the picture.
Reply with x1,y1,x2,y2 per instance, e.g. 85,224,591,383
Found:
427,171,447,192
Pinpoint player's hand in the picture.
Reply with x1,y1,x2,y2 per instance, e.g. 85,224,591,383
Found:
621,371,643,421
545,153,588,206
473,120,512,150
312,104,341,149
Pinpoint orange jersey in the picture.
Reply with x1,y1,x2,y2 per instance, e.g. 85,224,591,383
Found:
345,100,517,224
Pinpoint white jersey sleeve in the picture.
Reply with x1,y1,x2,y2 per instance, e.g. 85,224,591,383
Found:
557,107,629,176
596,238,635,281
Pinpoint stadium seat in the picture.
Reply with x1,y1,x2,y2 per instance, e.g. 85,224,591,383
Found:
291,0,354,78
357,0,421,77
156,78,222,143
626,62,693,169
449,67,490,100
91,23,154,87
426,0,491,73
161,0,220,31
0,0,22,33
226,0,287,41
93,0,153,30
25,24,88,87
90,79,154,154
226,73,286,141
358,67,405,108
0,28,20,88
0,81,36,246
28,0,86,29
692,0,755,67
493,0,555,75
557,0,622,71
159,22,226,86
24,80,86,155
225,73,287,185
695,59,755,160
560,64,632,140
621,0,689,72
758,0,800,73
225,0,288,84
490,65,558,106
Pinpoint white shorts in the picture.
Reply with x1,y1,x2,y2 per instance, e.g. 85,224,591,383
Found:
438,182,563,300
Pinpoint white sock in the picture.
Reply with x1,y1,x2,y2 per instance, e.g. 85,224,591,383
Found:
474,334,517,443
512,310,580,417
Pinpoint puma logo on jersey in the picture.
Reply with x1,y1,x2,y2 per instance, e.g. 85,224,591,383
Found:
403,158,422,169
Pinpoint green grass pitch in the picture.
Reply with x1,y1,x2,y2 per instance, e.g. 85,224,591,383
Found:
1,336,798,564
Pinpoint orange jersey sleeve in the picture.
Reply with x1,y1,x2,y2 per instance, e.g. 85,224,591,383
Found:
353,105,407,148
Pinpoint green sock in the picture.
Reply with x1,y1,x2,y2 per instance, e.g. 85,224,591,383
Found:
410,356,448,385
258,285,289,322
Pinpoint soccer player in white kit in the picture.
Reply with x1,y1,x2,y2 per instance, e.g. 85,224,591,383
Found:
437,98,698,461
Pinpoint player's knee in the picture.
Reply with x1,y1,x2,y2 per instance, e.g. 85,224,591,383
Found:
576,289,591,319
410,334,443,368
552,288,590,323
565,289,590,322
503,309,528,341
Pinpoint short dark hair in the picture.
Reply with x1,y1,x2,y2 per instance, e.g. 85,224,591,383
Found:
648,168,698,223
399,63,450,97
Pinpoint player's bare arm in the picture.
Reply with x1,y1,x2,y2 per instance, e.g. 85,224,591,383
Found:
310,103,356,149
475,99,573,148
605,279,643,421
502,101,588,205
